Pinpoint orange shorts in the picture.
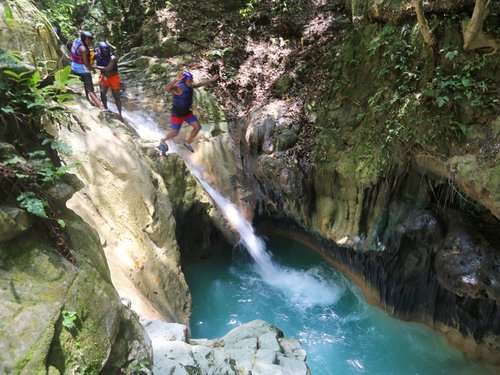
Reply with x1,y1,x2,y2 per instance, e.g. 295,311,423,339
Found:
99,74,121,91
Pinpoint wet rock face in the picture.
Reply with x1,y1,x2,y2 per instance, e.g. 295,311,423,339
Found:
436,224,500,302
145,320,310,375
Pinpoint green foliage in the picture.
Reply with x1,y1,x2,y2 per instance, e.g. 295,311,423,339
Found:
62,310,78,330
313,16,500,182
17,192,48,218
0,48,76,261
426,52,497,112
239,0,306,19
3,2,15,28
240,0,257,18
128,359,151,375
36,0,89,38
0,50,77,125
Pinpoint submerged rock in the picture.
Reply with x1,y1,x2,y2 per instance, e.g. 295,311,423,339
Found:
145,319,310,375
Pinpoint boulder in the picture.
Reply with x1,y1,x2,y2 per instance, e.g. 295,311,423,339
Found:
0,210,152,374
0,206,32,242
144,319,310,375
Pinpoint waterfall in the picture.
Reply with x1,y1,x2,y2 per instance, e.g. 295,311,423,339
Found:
119,106,343,307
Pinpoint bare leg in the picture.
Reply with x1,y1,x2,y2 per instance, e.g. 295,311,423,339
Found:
162,128,180,143
186,121,201,144
88,91,104,109
100,84,109,110
112,89,122,118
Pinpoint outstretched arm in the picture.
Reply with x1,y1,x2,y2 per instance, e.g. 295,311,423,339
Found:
192,75,219,89
165,72,184,95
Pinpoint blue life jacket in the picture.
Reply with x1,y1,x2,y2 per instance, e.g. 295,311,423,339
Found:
172,81,193,116
96,49,118,75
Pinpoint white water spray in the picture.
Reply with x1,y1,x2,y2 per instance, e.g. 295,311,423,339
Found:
122,107,343,307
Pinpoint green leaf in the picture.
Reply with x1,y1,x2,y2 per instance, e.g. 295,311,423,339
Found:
436,96,449,108
1,106,15,114
54,66,72,89
57,219,66,229
31,70,42,86
3,3,14,28
17,192,48,218
2,69,22,80
461,77,471,87
62,310,77,330
444,50,458,61
28,150,47,159
4,156,24,165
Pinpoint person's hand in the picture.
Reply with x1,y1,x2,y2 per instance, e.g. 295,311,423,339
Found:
175,72,184,81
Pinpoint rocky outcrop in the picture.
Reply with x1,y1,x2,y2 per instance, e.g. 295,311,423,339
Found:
0,206,32,242
0,203,152,374
0,0,62,71
46,100,191,324
144,319,310,375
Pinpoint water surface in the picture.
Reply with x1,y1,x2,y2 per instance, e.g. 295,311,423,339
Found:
185,235,497,375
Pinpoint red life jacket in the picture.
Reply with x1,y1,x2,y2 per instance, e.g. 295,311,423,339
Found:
70,38,88,64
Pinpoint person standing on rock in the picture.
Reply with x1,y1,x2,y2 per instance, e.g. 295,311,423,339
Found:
70,31,103,109
159,71,218,155
95,41,122,119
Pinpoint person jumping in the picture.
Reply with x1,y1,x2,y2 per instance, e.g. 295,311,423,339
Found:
159,71,218,155
70,31,103,109
95,41,122,119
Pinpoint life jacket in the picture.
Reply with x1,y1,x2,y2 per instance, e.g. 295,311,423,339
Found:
95,48,118,75
172,81,193,116
70,38,89,64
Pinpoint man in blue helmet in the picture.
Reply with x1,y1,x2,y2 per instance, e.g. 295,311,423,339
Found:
158,71,218,155
70,31,103,109
95,41,122,119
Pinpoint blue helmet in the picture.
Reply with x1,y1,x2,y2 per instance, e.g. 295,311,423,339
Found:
182,71,193,81
80,31,93,41
98,41,110,53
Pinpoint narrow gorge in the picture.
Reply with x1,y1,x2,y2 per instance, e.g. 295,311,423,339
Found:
1,0,500,374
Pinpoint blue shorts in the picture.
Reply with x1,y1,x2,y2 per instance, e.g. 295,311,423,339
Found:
171,113,198,130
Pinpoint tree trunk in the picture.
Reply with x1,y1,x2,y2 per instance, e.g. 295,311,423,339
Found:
463,0,490,50
414,0,435,48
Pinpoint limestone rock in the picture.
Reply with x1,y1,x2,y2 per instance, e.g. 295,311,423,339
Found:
145,320,310,375
274,128,298,151
0,0,62,71
0,210,151,374
436,220,500,302
0,206,32,242
48,99,191,323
